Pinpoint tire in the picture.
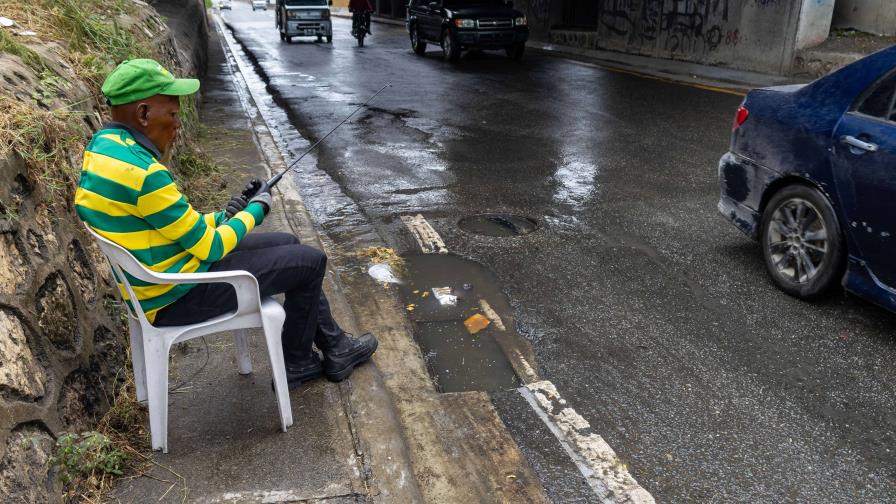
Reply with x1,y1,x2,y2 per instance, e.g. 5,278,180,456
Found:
358,32,365,47
286,36,292,44
317,35,323,42
441,28,460,62
506,42,525,60
759,184,846,299
326,35,332,43
410,24,426,55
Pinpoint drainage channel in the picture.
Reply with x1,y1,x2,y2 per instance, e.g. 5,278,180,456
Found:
395,253,536,393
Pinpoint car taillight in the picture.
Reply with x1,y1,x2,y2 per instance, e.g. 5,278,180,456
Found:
733,105,749,131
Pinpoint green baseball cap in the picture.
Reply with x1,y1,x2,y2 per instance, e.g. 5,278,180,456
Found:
101,59,200,106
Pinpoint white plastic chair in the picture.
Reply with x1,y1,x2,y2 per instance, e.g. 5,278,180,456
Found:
84,225,293,453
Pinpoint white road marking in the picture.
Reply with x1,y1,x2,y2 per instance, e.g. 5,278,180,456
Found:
520,381,655,504
401,214,448,254
478,299,505,331
512,349,540,384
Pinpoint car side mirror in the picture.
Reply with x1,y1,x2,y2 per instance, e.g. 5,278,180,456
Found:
328,0,333,5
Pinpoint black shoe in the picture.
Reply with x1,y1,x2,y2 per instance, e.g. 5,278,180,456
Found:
323,333,378,382
284,352,323,390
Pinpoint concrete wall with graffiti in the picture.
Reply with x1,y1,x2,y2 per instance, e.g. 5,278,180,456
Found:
523,0,825,75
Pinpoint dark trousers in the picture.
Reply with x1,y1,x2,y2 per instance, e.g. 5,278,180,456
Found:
154,232,343,363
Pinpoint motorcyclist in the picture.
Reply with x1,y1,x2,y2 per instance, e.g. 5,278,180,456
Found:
348,0,374,37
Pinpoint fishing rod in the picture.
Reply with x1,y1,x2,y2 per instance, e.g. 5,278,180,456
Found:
258,82,391,194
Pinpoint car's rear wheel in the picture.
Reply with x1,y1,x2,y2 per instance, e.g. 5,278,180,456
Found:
326,35,332,43
441,28,460,61
760,184,845,299
410,25,426,55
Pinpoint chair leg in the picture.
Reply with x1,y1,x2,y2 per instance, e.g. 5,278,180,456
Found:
144,337,171,453
262,316,293,431
234,329,252,375
128,320,147,403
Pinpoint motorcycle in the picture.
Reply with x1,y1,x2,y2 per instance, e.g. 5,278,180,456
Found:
352,10,371,47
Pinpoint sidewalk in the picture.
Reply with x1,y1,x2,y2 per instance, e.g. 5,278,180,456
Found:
112,12,550,503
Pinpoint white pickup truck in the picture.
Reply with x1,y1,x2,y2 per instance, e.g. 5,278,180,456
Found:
275,0,333,44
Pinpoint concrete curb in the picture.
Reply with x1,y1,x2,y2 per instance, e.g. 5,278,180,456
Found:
211,13,424,502
526,41,796,94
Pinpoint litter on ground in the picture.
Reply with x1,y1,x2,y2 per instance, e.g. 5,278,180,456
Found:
368,263,401,284
463,313,490,335
432,287,457,306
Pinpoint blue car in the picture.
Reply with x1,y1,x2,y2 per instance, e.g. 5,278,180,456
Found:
719,45,896,310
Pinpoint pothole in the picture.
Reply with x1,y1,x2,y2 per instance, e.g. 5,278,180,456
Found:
397,254,536,392
458,214,539,237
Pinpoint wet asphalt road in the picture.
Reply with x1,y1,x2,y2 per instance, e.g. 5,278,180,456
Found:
221,5,896,503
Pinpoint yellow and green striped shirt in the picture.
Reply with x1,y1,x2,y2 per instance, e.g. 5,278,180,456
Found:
75,124,266,322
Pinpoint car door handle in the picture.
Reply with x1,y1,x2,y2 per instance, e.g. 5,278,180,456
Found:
841,135,879,153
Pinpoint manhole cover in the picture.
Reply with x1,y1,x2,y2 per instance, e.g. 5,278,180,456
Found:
458,214,539,237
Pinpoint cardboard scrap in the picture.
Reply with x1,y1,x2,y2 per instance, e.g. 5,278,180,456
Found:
463,313,490,335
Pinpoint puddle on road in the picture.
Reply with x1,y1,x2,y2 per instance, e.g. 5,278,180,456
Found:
398,254,534,393
458,214,539,237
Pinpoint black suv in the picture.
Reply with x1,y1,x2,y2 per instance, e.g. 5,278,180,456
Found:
406,0,528,61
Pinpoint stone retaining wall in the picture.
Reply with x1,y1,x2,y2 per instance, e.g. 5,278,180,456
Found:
0,1,207,501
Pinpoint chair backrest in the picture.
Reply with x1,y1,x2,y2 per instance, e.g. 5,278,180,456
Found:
83,223,158,327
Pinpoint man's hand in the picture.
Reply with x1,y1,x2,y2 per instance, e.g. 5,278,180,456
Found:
248,191,273,216
225,194,248,218
241,177,264,200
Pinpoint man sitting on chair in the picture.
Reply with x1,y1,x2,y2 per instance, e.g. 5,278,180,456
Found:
75,59,377,388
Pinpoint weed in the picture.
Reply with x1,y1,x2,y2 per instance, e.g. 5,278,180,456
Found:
49,347,150,501
0,29,47,70
358,246,407,276
52,0,151,82
0,94,86,207
49,431,126,486
0,198,22,231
